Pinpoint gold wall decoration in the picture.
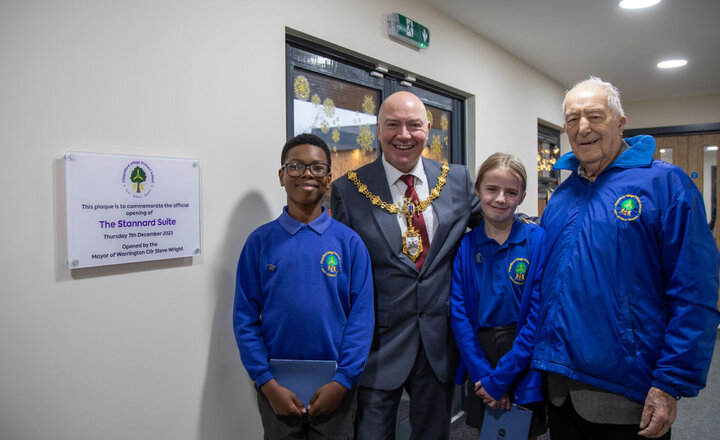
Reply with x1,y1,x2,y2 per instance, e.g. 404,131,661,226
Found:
362,95,376,115
536,156,557,172
323,98,336,118
294,75,310,100
332,128,341,143
537,141,558,172
440,114,449,132
357,125,375,153
311,93,321,106
430,134,443,154
321,120,330,134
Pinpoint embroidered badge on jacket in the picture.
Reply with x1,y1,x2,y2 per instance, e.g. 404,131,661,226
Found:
614,194,642,221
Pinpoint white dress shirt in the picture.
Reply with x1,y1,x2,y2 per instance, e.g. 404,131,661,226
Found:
381,154,437,245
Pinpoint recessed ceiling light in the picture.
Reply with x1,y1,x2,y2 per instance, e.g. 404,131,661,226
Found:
619,0,661,9
705,145,719,152
657,59,688,69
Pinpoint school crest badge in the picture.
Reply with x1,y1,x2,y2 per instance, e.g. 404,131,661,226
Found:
614,194,642,221
508,258,530,285
321,251,340,277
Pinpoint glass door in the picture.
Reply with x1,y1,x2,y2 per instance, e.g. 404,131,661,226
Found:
287,39,467,175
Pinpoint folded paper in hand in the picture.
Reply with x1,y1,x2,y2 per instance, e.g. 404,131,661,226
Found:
269,359,337,407
479,403,532,440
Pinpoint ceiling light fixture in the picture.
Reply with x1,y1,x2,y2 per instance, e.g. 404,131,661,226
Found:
619,0,661,9
657,59,688,69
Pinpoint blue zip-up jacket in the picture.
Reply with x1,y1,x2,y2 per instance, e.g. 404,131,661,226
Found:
532,135,720,402
451,217,545,405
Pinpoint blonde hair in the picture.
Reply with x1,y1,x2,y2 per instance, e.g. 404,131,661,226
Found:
475,153,527,193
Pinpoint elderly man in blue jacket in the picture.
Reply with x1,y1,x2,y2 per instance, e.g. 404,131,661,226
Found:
532,76,720,440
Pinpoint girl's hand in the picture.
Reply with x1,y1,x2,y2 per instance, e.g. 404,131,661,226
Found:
475,380,511,410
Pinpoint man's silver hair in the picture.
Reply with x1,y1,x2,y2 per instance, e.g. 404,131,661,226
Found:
563,76,625,118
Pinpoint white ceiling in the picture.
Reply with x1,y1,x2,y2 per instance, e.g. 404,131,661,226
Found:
424,0,720,101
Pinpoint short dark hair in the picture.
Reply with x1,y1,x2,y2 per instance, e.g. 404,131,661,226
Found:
281,133,331,166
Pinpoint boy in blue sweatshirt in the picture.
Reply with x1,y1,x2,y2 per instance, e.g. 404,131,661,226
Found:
233,134,374,439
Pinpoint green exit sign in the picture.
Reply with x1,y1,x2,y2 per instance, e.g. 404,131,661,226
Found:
388,12,430,48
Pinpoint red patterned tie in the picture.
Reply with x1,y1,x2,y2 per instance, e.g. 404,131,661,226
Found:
400,174,429,271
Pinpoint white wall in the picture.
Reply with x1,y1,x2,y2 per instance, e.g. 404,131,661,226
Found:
0,1,565,439
624,93,720,129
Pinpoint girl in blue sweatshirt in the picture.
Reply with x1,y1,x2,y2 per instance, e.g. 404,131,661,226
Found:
451,153,547,439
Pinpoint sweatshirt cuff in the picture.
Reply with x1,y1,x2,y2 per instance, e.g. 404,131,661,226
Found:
332,371,353,390
480,375,506,402
254,370,274,388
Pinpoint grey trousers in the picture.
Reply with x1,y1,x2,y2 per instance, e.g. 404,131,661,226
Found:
256,385,357,440
355,344,453,440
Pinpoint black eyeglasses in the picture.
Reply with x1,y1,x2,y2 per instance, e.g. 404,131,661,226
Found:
283,160,330,177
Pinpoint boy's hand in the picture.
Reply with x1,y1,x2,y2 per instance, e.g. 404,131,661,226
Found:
308,381,348,417
261,379,305,417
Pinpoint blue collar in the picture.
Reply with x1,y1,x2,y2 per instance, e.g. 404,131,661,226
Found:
474,216,527,246
278,206,331,235
554,135,656,174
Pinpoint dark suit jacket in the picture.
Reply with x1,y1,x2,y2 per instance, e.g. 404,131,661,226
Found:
331,157,479,390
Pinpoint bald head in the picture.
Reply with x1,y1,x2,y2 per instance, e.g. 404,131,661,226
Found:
377,91,431,173
378,91,429,123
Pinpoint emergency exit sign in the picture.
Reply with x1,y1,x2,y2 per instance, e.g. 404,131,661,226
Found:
388,13,430,48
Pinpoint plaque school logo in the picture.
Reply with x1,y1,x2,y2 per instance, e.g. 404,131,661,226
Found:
122,160,155,198
614,194,642,221
321,251,341,277
508,258,529,285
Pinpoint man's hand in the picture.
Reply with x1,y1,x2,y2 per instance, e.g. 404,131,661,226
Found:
260,379,305,417
639,386,677,438
475,380,511,410
308,381,348,417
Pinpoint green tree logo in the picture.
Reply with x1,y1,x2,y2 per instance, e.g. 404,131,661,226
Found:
515,261,528,275
509,258,530,284
321,252,341,277
326,253,338,274
621,198,636,211
130,166,146,193
615,195,642,221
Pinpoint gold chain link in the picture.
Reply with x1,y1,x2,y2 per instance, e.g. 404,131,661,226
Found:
346,161,450,215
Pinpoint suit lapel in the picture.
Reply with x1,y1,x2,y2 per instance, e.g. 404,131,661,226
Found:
421,157,453,275
358,159,416,270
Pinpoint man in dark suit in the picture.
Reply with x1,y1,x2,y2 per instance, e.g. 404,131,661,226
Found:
331,91,479,439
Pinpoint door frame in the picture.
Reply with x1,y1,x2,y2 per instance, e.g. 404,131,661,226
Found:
626,124,720,310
